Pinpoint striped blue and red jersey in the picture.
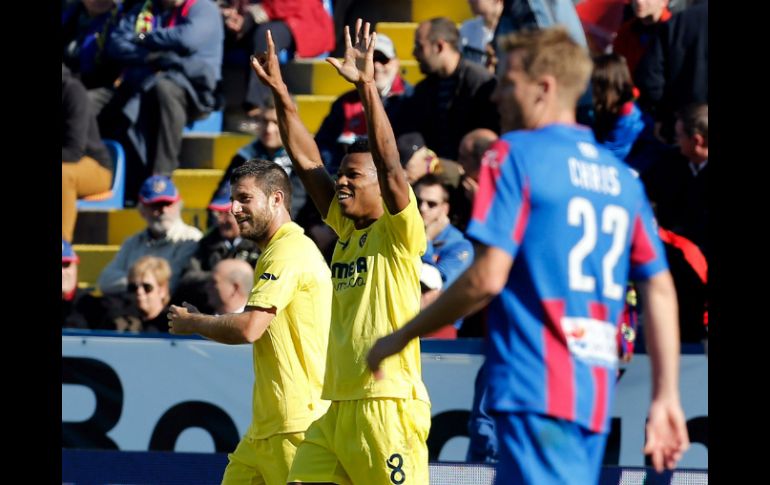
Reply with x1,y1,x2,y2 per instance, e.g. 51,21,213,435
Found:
466,124,667,434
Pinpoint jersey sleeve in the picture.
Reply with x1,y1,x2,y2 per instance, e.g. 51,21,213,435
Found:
383,186,427,257
247,257,301,313
628,196,669,281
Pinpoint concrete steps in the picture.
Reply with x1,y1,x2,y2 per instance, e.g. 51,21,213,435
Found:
74,208,208,246
411,0,473,23
282,58,425,96
73,244,120,289
180,132,252,170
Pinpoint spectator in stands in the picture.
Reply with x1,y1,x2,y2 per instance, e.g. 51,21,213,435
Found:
494,0,588,53
207,258,254,314
460,0,504,66
102,0,224,179
222,0,335,109
62,64,114,242
590,53,653,162
97,175,202,295
397,132,439,184
395,17,499,160
61,0,125,110
450,128,499,232
215,97,308,219
612,0,672,80
644,103,708,258
636,0,707,143
457,128,498,199
414,174,474,339
123,255,174,332
658,227,708,345
316,34,412,175
492,0,592,124
62,240,88,328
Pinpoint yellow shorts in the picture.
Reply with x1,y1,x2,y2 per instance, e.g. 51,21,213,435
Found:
287,398,431,485
222,431,305,485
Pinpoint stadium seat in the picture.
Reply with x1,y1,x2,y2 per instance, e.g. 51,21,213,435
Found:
184,110,224,134
76,139,126,210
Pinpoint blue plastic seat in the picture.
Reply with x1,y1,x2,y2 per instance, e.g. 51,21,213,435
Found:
183,110,224,133
76,139,126,210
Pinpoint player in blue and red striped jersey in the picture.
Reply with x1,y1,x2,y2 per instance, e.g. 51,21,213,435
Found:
368,27,689,484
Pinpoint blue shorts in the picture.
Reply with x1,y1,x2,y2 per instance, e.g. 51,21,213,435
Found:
494,412,608,485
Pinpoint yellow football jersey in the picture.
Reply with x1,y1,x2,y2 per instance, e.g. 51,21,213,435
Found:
322,188,430,403
245,222,332,439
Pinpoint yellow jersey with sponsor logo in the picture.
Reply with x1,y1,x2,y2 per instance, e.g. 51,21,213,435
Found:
322,188,430,402
246,222,332,439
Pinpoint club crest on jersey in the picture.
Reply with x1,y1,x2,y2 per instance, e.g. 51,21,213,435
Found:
481,149,500,170
359,233,368,247
577,142,599,159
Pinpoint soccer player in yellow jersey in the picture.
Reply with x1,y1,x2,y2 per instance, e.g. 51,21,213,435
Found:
167,159,332,485
250,20,431,485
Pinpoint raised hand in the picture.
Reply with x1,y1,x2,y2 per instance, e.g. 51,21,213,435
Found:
250,30,285,91
326,18,376,85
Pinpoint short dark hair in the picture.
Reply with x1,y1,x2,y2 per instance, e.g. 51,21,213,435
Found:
427,17,460,52
677,103,708,141
230,159,292,213
413,173,449,202
347,137,371,154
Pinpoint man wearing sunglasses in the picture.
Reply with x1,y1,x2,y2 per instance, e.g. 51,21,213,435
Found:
315,33,413,175
413,174,473,339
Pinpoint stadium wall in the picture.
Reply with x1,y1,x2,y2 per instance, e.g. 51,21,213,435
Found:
62,333,707,468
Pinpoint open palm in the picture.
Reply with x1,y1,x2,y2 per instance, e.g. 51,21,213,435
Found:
327,18,376,85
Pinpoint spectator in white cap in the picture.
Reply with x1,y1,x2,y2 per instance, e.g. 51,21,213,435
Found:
97,174,202,295
315,33,414,175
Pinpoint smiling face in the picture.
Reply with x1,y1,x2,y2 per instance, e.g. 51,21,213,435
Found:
230,176,277,244
335,152,382,223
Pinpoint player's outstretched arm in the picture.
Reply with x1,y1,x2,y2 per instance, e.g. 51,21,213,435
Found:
637,271,690,472
168,302,276,345
250,30,336,217
327,18,409,214
367,246,512,378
